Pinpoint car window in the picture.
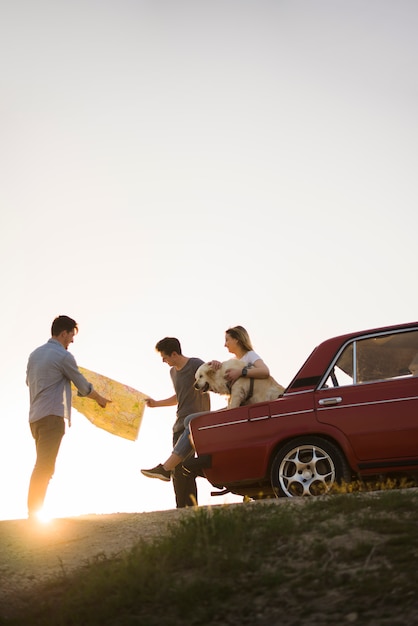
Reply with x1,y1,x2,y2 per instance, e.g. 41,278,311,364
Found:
321,329,418,388
322,343,354,388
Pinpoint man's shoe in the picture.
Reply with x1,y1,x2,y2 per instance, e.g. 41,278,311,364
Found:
141,464,171,482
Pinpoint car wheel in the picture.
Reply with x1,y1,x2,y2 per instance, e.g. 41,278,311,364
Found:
270,436,351,497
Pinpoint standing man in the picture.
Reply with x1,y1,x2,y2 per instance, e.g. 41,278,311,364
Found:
141,337,210,508
26,315,110,519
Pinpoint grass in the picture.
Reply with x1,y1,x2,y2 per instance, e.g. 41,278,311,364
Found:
3,489,418,625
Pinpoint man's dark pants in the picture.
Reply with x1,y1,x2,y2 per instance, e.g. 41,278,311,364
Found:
27,415,65,516
172,430,197,508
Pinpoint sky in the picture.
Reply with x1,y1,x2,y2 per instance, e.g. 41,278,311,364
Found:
1,0,417,520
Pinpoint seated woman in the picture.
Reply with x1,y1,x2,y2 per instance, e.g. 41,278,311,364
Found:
141,325,271,482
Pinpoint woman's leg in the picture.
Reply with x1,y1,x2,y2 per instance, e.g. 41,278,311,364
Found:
141,412,207,481
163,412,203,470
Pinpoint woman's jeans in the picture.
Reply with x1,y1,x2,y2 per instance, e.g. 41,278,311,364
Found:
173,411,205,459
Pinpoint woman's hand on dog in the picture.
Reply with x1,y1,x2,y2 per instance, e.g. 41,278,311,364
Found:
224,368,242,383
208,360,222,370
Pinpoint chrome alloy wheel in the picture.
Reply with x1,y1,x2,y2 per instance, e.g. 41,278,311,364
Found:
271,437,351,497
278,443,335,496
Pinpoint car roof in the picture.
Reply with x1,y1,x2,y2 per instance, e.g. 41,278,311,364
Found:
286,321,418,393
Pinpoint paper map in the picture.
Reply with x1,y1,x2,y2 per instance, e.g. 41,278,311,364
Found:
71,367,147,441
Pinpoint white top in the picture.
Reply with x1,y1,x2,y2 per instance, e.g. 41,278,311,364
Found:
241,350,261,367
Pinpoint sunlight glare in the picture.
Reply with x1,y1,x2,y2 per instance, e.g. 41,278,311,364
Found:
36,508,53,524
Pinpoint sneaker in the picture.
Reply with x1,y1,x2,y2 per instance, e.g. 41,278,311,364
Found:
141,463,171,482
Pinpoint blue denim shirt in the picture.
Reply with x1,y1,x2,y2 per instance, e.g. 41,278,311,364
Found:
26,338,92,423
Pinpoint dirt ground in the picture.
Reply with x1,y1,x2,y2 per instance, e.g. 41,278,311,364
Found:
2,497,418,626
0,507,196,618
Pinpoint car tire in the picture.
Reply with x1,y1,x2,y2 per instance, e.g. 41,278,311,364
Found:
270,436,351,498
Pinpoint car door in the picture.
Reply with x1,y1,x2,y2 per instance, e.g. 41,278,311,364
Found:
315,329,418,466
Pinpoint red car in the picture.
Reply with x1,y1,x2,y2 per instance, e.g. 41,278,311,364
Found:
189,321,418,499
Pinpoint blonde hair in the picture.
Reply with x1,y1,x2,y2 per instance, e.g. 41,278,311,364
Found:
225,325,253,353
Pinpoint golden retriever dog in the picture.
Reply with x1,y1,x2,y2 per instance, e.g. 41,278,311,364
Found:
194,359,285,408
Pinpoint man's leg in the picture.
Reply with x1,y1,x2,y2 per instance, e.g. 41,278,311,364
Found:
27,416,65,517
172,464,198,508
172,430,197,508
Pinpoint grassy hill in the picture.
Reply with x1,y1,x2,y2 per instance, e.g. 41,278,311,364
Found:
3,488,418,625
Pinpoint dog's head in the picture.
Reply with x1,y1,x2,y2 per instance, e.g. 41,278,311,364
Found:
194,362,217,393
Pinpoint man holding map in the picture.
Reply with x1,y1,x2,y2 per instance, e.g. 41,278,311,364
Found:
26,315,110,520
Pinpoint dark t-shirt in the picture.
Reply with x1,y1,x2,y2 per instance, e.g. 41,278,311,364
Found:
170,357,210,433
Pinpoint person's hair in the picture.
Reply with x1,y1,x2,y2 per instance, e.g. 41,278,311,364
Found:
225,325,254,353
51,315,78,337
155,337,182,356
